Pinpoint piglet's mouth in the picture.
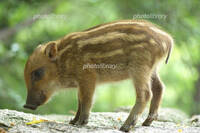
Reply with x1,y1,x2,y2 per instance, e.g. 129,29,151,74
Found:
23,104,38,110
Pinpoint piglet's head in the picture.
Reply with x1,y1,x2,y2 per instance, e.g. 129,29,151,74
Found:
24,42,60,110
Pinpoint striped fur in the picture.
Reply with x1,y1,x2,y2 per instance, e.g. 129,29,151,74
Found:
24,19,174,132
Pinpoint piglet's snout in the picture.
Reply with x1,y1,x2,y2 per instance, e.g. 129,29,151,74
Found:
24,90,46,110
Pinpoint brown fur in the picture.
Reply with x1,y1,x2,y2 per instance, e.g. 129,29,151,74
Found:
24,20,173,132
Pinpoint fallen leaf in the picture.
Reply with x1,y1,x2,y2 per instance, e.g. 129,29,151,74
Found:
26,119,48,125
10,123,15,126
178,129,182,132
0,128,7,133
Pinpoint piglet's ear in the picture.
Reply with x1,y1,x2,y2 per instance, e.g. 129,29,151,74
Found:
44,42,57,61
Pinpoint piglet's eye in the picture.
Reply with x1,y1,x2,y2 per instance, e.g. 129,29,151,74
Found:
31,68,44,81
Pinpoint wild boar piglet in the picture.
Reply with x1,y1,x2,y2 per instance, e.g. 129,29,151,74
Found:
24,20,173,132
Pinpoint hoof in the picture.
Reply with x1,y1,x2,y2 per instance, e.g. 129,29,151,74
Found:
75,118,88,125
69,119,77,125
142,114,157,126
120,125,131,132
142,121,151,126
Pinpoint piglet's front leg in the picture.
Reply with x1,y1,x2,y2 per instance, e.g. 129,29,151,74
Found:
70,68,96,125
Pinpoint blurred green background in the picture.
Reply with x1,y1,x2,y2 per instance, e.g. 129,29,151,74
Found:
0,0,200,116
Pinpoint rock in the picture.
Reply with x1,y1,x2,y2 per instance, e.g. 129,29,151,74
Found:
189,115,200,127
157,108,189,123
115,106,189,123
0,109,199,133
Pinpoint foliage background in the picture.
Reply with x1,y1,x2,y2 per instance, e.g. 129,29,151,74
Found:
0,0,200,115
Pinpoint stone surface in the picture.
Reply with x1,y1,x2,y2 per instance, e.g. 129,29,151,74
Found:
0,109,199,133
189,115,200,127
115,106,189,123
